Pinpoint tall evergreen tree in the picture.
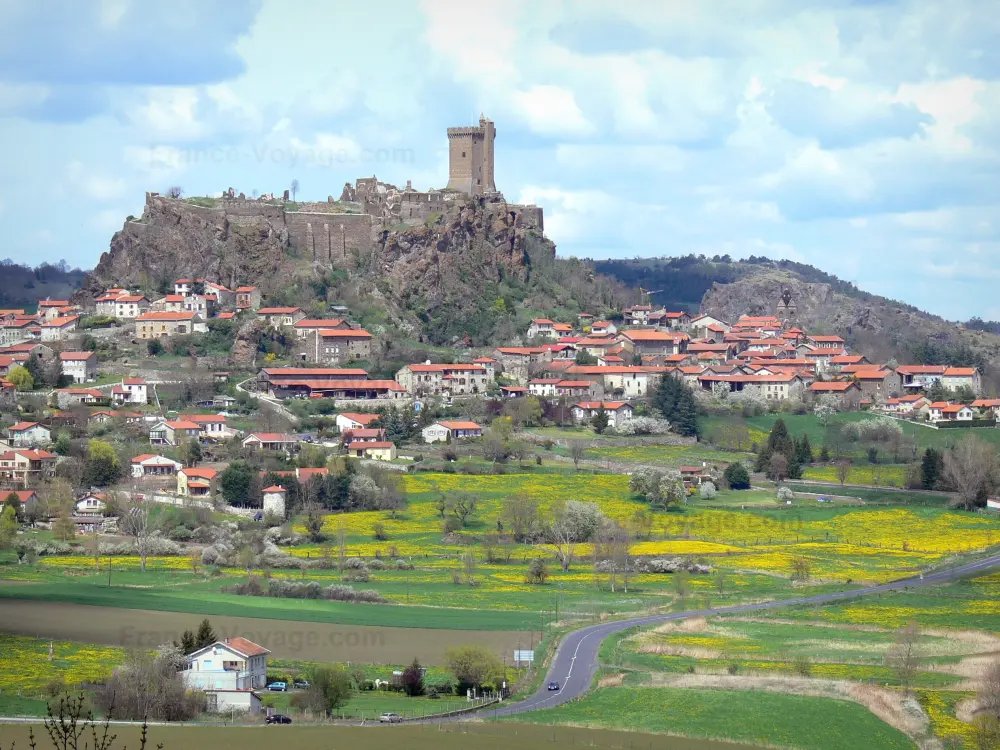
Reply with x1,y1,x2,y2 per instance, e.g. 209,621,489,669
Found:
921,448,942,490
180,629,197,654
653,375,700,438
195,618,217,649
795,434,813,464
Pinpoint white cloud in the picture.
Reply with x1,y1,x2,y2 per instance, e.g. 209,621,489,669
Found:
123,145,187,180
90,208,125,232
509,86,593,136
126,88,205,140
62,160,127,201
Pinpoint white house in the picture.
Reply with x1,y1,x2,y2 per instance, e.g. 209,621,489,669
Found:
40,315,79,342
7,421,51,448
242,433,299,451
181,414,230,439
75,493,107,516
111,378,147,405
262,485,287,519
181,637,269,714
421,420,483,444
130,453,183,478
570,401,635,427
335,412,380,433
527,318,558,340
59,351,97,383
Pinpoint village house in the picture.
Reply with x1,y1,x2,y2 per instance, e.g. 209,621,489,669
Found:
570,401,635,428
40,315,80,342
6,421,51,448
94,290,128,316
421,420,483,444
335,412,380,433
136,311,207,339
0,319,35,347
935,403,975,423
589,321,617,336
527,318,559,340
884,394,931,416
149,419,202,446
806,335,846,349
348,441,398,460
256,307,306,328
242,433,299,452
660,311,692,331
564,365,656,398
941,367,982,395
55,388,106,409
111,378,147,405
180,637,269,713
972,399,1000,421
341,428,386,445
623,305,654,326
528,378,561,397
173,278,206,296
75,493,107,516
257,367,369,396
292,318,352,338
297,328,372,365
555,380,603,399
491,347,552,384
38,300,71,320
850,369,902,403
177,467,218,497
688,314,730,339
130,454,183,478
897,366,947,391
204,282,233,307
234,286,261,311
698,372,806,402
618,330,689,358
181,414,230,440
113,295,150,319
59,351,97,383
395,363,491,398
808,381,863,411
0,449,56,486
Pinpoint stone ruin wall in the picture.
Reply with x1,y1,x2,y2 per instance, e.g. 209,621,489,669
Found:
283,211,374,262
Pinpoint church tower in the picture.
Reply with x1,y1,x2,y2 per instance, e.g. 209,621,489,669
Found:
446,115,496,196
776,287,797,321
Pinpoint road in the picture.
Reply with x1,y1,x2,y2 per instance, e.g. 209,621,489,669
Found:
492,550,1000,717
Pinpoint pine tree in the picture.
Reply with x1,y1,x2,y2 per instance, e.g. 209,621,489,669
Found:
195,618,216,648
672,386,700,438
796,434,813,464
819,445,831,462
591,408,610,435
180,629,196,654
921,448,942,490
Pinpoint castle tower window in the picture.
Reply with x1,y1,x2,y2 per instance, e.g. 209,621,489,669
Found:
461,152,466,157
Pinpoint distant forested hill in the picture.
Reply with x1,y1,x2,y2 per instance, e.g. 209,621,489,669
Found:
0,259,89,311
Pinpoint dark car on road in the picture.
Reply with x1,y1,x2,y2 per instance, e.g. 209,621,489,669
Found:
547,681,560,691
293,679,310,689
266,681,287,692
266,714,292,725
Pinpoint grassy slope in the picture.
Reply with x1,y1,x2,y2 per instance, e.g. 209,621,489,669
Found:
503,686,915,750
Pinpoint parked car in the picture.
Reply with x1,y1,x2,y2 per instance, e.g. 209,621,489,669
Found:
379,712,403,723
547,681,560,691
266,681,287,692
292,679,310,689
266,714,292,725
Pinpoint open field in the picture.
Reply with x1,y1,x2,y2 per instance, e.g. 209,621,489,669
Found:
0,722,753,750
0,602,526,665
502,686,915,749
582,444,752,467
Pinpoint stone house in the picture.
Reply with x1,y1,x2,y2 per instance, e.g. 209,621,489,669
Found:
851,369,902,403
256,307,306,328
54,388,106,408
396,363,490,397
40,315,79,342
941,367,982,395
234,287,261,311
263,485,287,518
617,330,689,357
808,381,862,411
348,440,397,460
59,351,97,383
136,311,207,339
0,449,57,486
491,347,552,384
113,295,150,319
292,318,351,338
298,329,372,365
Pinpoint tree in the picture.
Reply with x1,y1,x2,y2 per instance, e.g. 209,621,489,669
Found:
767,453,789,482
180,439,202,468
0,505,17,548
795,434,813,464
723,462,751,490
120,498,153,572
819,445,831,462
85,439,121,487
3,492,21,522
591,408,610,435
166,186,183,199
790,556,810,580
978,658,1000,721
146,338,163,356
652,375,700,437
943,436,998,510
921,448,943,490
97,646,202,721
294,666,352,716
195,618,216,649
6,364,33,391
886,621,921,695
631,509,654,540
444,645,504,693
569,441,586,469
449,493,477,527
52,506,76,542
179,629,197,655
835,460,851,486
290,179,300,201
54,431,72,456
220,461,255,505
699,481,717,500
303,503,325,542
524,557,549,584
401,658,425,696
499,495,539,543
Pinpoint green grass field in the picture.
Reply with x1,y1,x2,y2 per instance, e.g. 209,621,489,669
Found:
503,686,915,749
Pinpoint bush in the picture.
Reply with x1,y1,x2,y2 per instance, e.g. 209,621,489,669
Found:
224,578,387,603
443,516,462,533
698,481,717,500
524,557,549,584
723,462,751,490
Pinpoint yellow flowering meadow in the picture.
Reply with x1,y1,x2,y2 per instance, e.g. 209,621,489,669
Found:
40,555,193,570
0,635,124,693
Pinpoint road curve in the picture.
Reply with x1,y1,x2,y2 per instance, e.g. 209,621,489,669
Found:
492,551,1000,717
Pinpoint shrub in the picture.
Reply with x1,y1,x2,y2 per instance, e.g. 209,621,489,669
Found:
372,522,388,541
524,557,549,584
698,481,717,500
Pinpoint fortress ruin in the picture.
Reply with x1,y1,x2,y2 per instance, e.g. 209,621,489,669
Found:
145,117,542,265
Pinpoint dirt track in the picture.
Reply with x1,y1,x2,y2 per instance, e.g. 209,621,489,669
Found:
0,600,530,664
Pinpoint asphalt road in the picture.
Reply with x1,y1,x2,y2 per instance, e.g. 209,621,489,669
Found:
492,550,1000,717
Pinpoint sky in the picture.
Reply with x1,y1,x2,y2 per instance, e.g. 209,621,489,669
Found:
0,0,998,321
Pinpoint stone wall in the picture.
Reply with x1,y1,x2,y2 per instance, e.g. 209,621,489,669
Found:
284,211,373,262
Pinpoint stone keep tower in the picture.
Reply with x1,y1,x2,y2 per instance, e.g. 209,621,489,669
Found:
446,114,497,196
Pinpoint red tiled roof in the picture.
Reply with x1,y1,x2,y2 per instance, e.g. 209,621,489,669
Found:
572,401,631,410
246,433,298,442
349,441,395,450
223,637,270,657
257,307,301,315
137,311,195,321
944,367,978,376
59,351,94,361
8,421,42,432
338,412,380,425
294,318,347,328
405,363,486,373
437,420,483,430
809,381,858,392
182,467,218,479
40,315,79,327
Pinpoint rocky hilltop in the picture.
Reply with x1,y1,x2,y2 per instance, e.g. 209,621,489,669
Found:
82,191,627,345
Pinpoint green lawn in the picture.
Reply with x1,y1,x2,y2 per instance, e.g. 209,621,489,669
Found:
262,690,475,720
0,694,48,717
584,444,752,467
502,686,915,749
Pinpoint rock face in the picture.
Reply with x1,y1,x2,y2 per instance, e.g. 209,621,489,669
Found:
83,194,292,297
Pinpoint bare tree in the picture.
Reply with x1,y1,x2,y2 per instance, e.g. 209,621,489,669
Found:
943,437,998,510
570,441,586,470
120,497,153,572
836,460,851,486
166,186,183,199
611,524,632,593
550,517,577,572
450,493,477,527
978,658,1000,719
499,494,540,543
885,621,921,695
290,178,300,201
